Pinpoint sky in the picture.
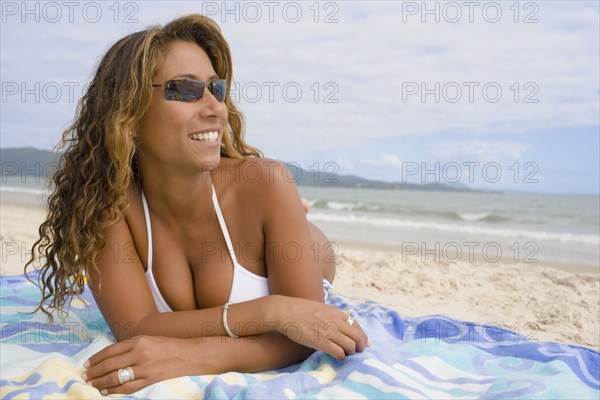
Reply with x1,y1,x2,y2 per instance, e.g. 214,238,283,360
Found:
1,0,599,195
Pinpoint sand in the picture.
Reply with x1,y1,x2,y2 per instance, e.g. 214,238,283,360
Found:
1,201,599,350
333,245,599,350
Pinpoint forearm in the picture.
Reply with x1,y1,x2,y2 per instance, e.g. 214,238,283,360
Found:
186,333,315,375
123,296,282,341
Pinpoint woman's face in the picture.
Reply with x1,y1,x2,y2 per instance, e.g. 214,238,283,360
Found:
138,40,228,174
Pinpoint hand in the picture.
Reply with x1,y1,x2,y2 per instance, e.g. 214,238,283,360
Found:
272,295,369,360
301,198,311,214
82,335,192,395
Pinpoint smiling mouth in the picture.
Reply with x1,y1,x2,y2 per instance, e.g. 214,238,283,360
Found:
188,131,219,143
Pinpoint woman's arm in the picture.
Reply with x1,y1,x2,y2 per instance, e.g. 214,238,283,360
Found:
255,160,327,302
90,214,282,342
84,333,315,395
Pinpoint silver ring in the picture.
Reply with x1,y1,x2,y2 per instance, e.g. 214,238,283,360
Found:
346,315,354,326
117,367,135,385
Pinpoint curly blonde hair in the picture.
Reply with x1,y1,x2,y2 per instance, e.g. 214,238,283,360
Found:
25,14,262,320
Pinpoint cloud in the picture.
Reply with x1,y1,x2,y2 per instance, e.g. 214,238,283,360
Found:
426,141,531,163
3,2,599,150
0,1,597,194
341,153,404,178
380,154,404,168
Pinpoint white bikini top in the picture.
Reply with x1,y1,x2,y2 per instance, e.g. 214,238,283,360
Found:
141,185,270,312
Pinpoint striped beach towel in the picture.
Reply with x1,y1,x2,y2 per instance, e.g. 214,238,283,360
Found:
1,273,598,399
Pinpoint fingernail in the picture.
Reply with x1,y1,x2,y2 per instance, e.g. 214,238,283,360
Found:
85,381,93,386
83,359,90,368
100,389,108,395
81,372,87,381
366,339,371,348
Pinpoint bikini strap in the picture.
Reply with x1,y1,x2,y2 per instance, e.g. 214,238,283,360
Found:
211,184,239,265
140,190,153,272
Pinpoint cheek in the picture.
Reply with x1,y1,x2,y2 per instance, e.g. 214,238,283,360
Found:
140,98,163,133
218,103,229,121
141,101,188,134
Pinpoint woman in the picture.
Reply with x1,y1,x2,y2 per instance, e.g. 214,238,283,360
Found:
26,14,368,395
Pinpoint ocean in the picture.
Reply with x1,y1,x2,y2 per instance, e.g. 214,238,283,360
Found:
298,186,600,269
1,176,598,268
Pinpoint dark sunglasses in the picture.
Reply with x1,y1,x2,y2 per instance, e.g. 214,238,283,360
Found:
152,78,227,102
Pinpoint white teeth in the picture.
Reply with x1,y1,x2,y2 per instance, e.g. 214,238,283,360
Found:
189,131,219,143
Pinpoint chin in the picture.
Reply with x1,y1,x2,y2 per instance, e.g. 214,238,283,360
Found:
198,154,221,171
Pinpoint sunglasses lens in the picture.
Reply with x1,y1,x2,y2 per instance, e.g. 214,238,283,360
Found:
165,80,205,102
209,80,227,102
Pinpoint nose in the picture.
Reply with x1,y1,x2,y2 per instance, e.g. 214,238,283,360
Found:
197,87,224,118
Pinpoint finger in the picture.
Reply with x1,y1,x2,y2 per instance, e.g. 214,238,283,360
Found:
314,321,357,358
99,377,150,395
84,352,136,382
87,364,140,391
85,339,133,368
322,341,347,361
330,331,357,356
348,320,369,353
339,315,369,353
334,318,368,355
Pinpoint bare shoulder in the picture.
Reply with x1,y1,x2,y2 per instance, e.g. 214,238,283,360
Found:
213,157,303,222
96,185,137,240
215,157,297,194
94,184,146,276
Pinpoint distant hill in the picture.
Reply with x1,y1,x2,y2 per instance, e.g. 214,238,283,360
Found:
1,147,474,192
1,147,61,178
284,163,473,192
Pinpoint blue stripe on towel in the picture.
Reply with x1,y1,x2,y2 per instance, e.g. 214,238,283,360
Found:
1,273,599,399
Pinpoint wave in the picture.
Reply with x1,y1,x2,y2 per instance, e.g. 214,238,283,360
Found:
309,199,507,223
307,212,600,245
457,212,509,223
326,201,355,211
417,210,509,223
309,200,381,212
458,212,489,221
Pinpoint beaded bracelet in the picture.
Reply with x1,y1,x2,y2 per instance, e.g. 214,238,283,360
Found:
222,302,239,339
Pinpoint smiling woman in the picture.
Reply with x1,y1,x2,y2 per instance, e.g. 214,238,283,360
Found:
25,14,366,395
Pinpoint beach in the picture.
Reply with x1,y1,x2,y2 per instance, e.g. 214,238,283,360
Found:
1,199,598,351
332,241,599,350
